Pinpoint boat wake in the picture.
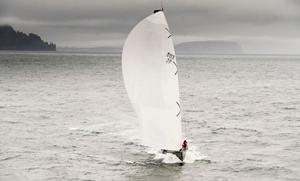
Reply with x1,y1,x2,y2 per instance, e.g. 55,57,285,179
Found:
147,145,207,164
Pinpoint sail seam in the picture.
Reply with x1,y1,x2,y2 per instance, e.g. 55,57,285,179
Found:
165,28,172,38
172,61,178,75
176,101,181,117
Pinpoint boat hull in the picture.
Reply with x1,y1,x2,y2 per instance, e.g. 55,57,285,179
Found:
161,149,186,161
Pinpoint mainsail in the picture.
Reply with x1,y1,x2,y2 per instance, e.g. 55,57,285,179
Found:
122,10,182,150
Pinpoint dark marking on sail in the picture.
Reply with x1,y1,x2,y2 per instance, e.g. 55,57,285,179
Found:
165,28,172,38
173,61,178,75
166,52,175,64
176,101,181,117
166,52,178,75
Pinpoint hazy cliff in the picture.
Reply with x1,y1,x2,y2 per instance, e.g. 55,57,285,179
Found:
0,25,56,51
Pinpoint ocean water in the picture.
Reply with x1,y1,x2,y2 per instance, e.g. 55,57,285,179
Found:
0,52,299,181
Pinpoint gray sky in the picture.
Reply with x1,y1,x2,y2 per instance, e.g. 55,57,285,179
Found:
1,0,300,53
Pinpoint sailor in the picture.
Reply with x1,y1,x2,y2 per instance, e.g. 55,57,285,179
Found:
180,140,188,151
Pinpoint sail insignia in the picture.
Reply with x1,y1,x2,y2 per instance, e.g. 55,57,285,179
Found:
166,52,175,63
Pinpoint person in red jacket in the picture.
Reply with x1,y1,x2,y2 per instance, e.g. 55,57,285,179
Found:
180,140,188,151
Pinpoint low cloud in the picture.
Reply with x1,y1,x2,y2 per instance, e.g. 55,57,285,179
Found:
0,0,299,53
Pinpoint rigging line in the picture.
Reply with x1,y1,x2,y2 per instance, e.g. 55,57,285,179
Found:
184,116,188,139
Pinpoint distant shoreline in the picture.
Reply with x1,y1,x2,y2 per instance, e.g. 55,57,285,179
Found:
0,25,56,51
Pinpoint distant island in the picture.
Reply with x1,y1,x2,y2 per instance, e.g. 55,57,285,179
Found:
0,25,56,51
175,41,243,54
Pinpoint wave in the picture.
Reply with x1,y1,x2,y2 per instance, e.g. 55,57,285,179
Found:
147,145,207,164
212,127,262,135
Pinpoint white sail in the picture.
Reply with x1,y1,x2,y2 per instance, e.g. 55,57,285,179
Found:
122,11,182,150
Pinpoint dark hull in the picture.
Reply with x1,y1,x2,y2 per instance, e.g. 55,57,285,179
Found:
162,149,186,161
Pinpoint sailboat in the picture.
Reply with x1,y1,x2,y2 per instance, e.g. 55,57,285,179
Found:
122,7,186,161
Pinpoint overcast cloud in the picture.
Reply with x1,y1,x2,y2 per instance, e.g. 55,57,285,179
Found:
0,0,300,53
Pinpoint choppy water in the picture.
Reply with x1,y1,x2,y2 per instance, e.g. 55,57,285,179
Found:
0,52,299,181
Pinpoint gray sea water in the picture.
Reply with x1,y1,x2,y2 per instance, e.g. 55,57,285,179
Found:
0,52,299,181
